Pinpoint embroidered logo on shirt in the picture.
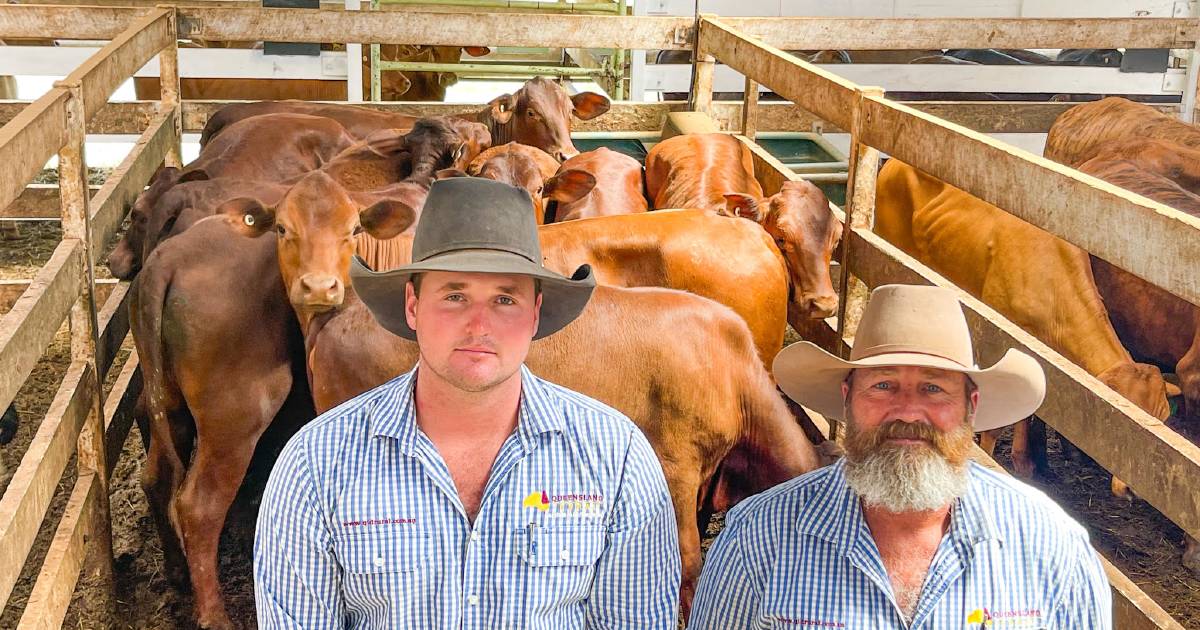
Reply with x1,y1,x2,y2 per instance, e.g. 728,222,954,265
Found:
523,491,551,511
522,490,604,516
341,517,417,527
968,608,1043,629
766,616,845,628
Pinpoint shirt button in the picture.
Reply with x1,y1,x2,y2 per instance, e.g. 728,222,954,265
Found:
470,531,480,542
468,594,479,606
374,557,385,567
560,549,570,561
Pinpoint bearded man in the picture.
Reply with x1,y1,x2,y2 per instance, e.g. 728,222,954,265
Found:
688,284,1111,629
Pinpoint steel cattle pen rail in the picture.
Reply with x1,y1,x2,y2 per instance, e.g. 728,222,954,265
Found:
0,5,1198,628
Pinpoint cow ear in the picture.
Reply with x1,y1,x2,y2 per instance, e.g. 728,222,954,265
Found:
571,92,611,120
149,165,182,190
488,93,518,124
435,168,468,180
722,193,761,221
178,169,210,184
463,46,491,57
359,199,417,240
543,169,597,204
217,197,274,237
363,128,407,157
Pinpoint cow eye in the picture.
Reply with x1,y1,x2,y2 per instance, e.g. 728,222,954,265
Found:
275,224,286,236
353,225,364,236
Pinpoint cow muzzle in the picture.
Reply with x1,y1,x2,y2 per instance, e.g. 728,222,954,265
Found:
295,274,345,312
106,244,137,280
797,292,838,319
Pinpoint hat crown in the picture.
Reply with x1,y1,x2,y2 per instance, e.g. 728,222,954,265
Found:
412,178,541,265
849,285,976,367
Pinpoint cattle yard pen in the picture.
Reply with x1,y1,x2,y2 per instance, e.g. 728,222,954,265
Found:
1,4,1199,628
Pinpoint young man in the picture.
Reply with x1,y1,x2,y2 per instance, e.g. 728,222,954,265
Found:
689,284,1111,629
254,177,680,629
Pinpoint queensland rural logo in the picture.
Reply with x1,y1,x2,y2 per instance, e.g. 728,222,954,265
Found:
523,490,604,517
967,608,1043,629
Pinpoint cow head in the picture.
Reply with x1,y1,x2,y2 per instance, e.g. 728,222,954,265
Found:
1098,361,1176,422
403,117,491,181
467,143,595,223
107,165,189,279
724,179,841,319
485,77,610,162
218,172,418,318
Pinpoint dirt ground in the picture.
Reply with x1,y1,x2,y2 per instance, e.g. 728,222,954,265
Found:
1,172,1198,628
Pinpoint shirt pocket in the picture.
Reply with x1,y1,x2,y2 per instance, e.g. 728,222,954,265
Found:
335,530,436,622
513,524,607,627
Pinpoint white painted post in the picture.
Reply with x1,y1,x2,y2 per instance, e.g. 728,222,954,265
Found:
346,0,363,102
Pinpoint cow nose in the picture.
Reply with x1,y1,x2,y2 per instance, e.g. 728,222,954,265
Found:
106,245,136,280
800,293,838,319
299,274,344,308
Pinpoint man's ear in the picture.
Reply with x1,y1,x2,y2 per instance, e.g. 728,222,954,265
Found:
405,279,419,332
722,193,762,222
487,93,518,125
359,199,417,240
217,197,274,237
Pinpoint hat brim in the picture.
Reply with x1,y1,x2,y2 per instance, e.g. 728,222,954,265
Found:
772,342,1046,432
349,251,595,341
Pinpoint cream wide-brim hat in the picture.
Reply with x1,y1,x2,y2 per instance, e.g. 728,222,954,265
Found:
773,284,1046,432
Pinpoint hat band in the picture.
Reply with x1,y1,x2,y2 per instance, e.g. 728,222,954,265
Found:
852,346,976,371
416,243,539,266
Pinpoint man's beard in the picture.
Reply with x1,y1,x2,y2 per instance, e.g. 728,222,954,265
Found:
842,410,975,513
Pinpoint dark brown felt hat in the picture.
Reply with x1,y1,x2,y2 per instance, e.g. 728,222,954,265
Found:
350,177,595,341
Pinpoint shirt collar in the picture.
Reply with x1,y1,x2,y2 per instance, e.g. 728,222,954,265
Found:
369,364,565,453
796,459,1004,555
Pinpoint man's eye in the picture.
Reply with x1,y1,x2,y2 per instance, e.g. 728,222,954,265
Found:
924,384,945,393
496,296,516,306
445,294,465,302
871,382,891,390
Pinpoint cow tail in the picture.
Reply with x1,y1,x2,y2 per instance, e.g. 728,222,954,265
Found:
129,262,189,476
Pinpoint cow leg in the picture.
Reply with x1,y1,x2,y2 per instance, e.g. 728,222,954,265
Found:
1178,321,1200,423
174,379,287,630
140,404,194,587
978,430,998,456
663,466,702,622
1008,420,1037,478
1184,536,1200,577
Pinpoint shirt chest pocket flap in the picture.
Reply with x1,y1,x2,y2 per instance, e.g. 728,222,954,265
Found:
518,525,607,567
337,531,432,575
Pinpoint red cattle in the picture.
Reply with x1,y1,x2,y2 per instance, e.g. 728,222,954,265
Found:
107,173,288,280
200,77,610,161
466,143,595,223
645,133,840,320
131,216,312,630
548,147,648,223
185,113,356,182
220,175,825,617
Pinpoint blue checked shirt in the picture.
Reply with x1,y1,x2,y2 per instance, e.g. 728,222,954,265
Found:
254,365,681,629
689,460,1111,630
